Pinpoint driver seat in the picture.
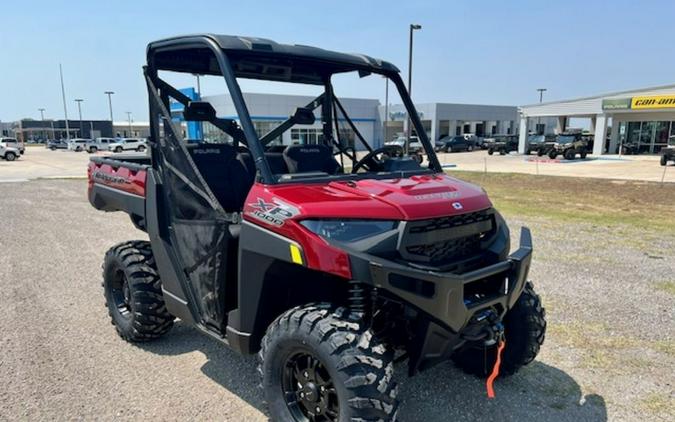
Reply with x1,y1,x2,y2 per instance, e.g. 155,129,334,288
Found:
283,144,341,174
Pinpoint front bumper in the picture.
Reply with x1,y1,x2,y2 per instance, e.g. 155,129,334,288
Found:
349,227,533,333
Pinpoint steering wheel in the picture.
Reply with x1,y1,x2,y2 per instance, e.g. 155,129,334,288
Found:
351,145,404,173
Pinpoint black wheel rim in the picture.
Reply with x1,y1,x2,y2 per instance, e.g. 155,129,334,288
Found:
282,350,339,422
110,269,132,319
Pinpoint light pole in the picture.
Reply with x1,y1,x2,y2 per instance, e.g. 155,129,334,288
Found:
126,111,133,137
193,73,201,97
59,64,71,140
74,99,84,138
104,91,115,124
406,23,422,153
38,108,45,120
536,88,547,135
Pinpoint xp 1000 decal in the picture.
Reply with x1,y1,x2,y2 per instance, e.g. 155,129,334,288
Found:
247,197,299,226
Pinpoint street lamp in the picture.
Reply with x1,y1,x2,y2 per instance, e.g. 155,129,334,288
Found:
406,23,422,153
536,88,547,135
104,91,115,123
38,108,45,120
126,111,133,137
192,73,201,97
74,99,84,138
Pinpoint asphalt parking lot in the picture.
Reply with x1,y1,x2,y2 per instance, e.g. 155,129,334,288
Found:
1,176,673,421
1,146,674,183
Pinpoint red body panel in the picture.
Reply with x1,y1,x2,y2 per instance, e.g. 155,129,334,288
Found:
242,174,492,279
87,161,147,197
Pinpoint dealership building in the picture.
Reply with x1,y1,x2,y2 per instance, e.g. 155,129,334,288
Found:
518,83,675,155
199,92,518,149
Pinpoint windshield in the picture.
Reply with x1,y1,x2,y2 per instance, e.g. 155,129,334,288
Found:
175,70,438,183
557,135,576,144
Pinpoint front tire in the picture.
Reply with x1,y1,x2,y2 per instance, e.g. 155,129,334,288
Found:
661,155,668,166
452,282,546,377
487,148,494,155
548,150,557,159
102,240,174,342
115,146,123,153
137,145,146,152
4,152,16,161
259,304,398,421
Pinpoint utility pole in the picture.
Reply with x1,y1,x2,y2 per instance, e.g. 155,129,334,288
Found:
126,111,133,137
38,108,45,120
405,24,422,154
59,64,70,140
74,99,84,138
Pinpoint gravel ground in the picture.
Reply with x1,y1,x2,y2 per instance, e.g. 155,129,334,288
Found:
0,179,673,421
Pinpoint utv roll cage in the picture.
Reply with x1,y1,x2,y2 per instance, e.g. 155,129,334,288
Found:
144,34,443,184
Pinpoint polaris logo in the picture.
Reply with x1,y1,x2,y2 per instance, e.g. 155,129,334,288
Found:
452,202,463,210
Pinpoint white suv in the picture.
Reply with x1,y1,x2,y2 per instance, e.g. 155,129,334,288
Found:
108,138,147,153
0,137,25,155
67,138,91,152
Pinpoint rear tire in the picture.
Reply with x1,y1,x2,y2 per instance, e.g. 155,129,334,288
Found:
537,149,544,157
259,304,398,421
452,282,546,377
661,155,668,166
102,240,174,342
115,146,123,153
499,149,506,155
580,150,588,159
89,146,98,153
137,145,146,152
548,150,557,159
487,148,494,155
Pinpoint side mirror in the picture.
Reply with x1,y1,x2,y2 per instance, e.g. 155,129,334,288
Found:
183,101,216,121
292,107,315,125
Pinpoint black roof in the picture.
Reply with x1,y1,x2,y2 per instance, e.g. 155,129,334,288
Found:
147,34,399,84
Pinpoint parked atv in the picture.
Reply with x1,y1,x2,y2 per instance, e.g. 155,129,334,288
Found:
661,137,675,165
87,34,546,421
548,133,589,160
527,134,557,156
487,134,518,155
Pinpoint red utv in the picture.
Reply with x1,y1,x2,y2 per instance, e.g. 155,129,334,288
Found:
87,34,546,421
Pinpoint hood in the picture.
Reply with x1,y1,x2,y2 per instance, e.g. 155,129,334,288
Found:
264,174,492,221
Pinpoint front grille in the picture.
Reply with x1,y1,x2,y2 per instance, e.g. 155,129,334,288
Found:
401,209,495,267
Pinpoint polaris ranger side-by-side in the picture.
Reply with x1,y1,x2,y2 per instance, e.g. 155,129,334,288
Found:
88,34,546,421
548,133,589,160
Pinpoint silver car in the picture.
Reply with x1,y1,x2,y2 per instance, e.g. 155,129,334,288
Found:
86,137,116,153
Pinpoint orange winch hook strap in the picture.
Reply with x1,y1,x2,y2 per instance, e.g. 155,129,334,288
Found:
486,339,506,399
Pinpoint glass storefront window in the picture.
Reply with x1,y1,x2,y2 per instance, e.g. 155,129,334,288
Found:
653,121,670,153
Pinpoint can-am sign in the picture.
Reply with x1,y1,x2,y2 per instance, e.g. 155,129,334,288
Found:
602,95,675,111
631,95,675,109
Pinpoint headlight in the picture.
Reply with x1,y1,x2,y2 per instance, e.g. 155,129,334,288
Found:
300,220,397,242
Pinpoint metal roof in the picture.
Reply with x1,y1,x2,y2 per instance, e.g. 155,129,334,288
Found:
147,34,399,73
521,82,675,109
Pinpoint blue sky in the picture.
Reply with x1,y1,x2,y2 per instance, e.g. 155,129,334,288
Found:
2,0,675,122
